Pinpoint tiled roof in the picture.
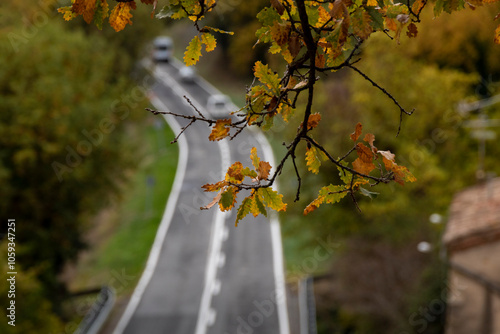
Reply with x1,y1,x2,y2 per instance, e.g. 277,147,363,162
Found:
443,178,500,251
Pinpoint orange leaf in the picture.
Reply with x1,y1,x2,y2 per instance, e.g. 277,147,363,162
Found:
495,24,500,44
315,53,326,68
83,0,97,23
226,161,244,183
363,133,377,154
71,0,86,14
350,122,362,141
209,119,231,141
109,1,136,32
352,157,376,175
352,142,375,175
202,180,228,192
306,113,321,130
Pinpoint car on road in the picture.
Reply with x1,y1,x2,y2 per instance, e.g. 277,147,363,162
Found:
178,66,196,83
206,94,231,118
152,36,173,62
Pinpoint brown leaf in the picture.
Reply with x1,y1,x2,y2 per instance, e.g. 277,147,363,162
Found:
208,119,231,141
201,190,222,210
258,161,272,180
352,142,375,175
350,122,362,141
406,23,418,38
330,0,347,19
363,133,377,154
270,0,285,15
266,96,278,112
315,53,325,68
288,33,301,58
306,113,321,130
226,161,244,183
352,157,376,175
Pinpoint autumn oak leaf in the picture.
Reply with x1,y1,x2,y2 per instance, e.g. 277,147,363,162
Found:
352,142,376,175
209,119,231,141
109,1,136,32
350,122,362,141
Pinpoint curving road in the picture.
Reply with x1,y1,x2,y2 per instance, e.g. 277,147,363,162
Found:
112,60,290,334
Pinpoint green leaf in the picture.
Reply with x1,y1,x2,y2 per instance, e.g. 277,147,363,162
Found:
236,196,254,226
258,187,287,211
257,7,281,26
93,0,109,30
254,61,280,95
337,165,351,185
219,187,237,211
253,194,268,217
319,184,349,204
184,35,202,66
156,5,177,19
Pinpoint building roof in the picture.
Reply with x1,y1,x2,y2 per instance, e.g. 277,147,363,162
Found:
443,178,500,252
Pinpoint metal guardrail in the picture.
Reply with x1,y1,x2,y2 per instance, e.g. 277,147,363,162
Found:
299,276,318,334
74,286,115,334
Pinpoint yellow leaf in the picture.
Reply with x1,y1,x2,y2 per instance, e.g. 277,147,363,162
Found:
306,146,328,174
58,6,77,21
250,147,260,171
201,32,217,52
317,5,332,28
109,1,136,32
208,119,231,141
184,35,202,66
367,0,378,6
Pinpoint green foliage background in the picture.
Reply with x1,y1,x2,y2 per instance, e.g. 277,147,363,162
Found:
0,0,164,332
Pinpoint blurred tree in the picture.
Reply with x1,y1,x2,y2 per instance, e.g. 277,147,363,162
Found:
0,0,151,314
0,242,64,334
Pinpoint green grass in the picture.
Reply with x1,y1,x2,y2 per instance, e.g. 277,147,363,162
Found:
68,113,178,295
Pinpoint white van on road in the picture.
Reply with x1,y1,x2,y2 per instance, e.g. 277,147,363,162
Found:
152,36,173,62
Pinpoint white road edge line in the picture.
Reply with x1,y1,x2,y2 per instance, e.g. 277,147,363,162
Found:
152,64,231,334
112,95,189,334
172,57,290,334
253,127,291,334
194,139,231,334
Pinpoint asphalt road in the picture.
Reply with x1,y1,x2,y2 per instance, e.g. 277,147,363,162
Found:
113,60,289,334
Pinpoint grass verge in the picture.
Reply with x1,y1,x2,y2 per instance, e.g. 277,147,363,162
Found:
67,113,178,295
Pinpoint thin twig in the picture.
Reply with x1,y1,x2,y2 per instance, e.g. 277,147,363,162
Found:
347,65,414,137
